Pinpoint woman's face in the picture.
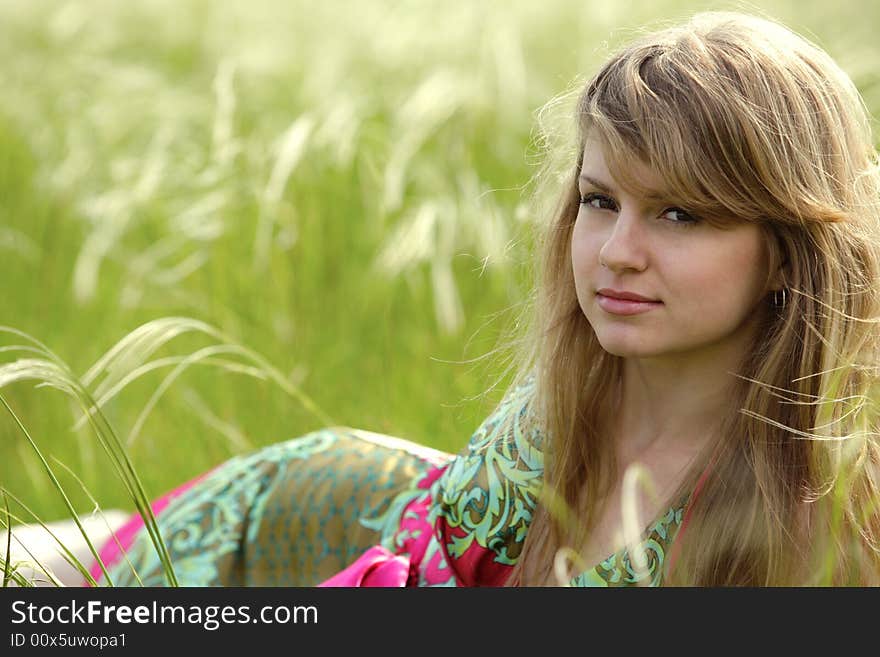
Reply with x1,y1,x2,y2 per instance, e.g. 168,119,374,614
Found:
571,137,777,363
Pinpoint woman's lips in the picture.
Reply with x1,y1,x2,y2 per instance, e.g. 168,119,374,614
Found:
595,292,662,316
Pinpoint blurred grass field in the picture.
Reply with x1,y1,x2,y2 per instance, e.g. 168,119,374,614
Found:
1,0,878,523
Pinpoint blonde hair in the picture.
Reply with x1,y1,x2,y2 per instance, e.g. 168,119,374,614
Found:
498,11,880,585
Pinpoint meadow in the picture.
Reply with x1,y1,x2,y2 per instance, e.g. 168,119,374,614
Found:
1,0,878,534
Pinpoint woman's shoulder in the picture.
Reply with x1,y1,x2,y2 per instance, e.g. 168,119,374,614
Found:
429,373,545,583
455,373,544,461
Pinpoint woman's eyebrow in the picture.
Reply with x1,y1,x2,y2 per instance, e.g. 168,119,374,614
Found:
578,173,667,201
578,174,614,191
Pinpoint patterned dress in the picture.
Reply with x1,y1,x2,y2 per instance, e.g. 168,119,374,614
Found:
91,376,686,587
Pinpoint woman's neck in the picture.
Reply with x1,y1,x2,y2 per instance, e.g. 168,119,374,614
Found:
613,350,742,460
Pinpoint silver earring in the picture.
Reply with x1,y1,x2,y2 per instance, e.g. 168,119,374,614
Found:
772,288,788,308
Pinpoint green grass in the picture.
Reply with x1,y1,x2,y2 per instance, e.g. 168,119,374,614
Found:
1,0,878,532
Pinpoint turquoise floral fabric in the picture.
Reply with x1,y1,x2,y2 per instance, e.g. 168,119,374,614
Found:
425,375,686,586
99,375,686,587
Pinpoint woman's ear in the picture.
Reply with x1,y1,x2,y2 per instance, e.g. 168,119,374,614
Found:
766,230,790,293
770,258,787,292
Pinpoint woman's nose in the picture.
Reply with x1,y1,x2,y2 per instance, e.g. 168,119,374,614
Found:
597,211,649,272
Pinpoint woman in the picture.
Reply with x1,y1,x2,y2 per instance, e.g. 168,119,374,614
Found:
84,10,880,587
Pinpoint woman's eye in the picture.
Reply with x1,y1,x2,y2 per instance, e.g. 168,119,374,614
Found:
661,207,699,225
578,194,700,227
579,193,617,211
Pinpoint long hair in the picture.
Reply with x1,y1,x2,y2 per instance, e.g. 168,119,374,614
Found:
499,11,880,585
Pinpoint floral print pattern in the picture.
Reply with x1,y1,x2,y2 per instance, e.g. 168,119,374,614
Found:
94,376,686,587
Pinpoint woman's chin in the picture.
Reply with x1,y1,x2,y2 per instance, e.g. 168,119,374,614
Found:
594,335,657,359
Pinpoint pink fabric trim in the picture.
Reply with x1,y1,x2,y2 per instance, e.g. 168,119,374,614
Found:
318,546,410,587
436,521,511,586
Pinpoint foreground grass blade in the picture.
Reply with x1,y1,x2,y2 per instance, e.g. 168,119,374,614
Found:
0,327,179,587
